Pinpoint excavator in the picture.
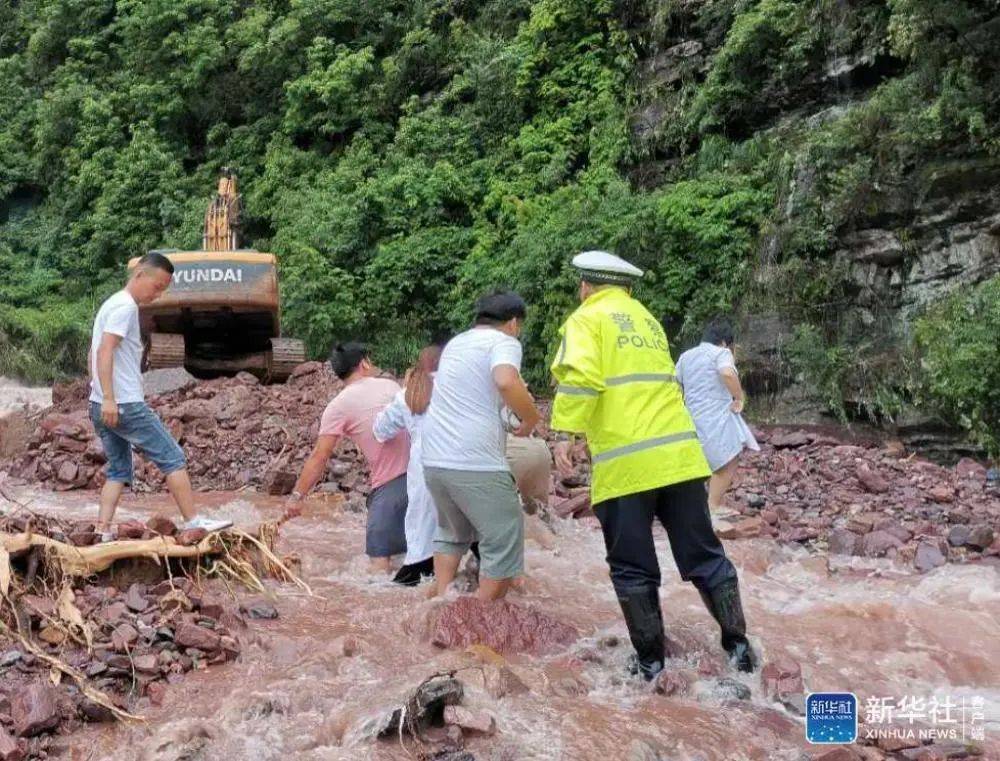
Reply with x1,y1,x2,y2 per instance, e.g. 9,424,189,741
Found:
128,169,305,382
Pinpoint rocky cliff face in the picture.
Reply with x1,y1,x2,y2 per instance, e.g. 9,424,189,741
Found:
625,0,1000,456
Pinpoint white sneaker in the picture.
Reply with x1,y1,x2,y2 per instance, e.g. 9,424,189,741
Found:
182,517,233,533
99,531,115,544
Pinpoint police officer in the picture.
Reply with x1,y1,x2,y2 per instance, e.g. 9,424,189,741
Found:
550,250,757,679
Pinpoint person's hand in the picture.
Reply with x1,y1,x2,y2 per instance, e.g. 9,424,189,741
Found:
282,493,304,521
513,417,536,437
101,399,119,428
554,440,574,478
730,397,745,414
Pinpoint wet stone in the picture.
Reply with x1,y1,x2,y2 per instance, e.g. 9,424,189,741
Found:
714,677,751,701
239,599,278,620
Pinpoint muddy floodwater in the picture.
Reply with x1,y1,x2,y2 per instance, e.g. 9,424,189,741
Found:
13,488,1000,761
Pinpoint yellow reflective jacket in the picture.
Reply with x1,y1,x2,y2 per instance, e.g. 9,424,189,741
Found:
550,287,710,505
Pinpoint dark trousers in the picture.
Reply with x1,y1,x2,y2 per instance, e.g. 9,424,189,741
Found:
593,478,736,595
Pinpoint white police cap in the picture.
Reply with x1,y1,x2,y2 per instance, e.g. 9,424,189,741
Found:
572,250,644,285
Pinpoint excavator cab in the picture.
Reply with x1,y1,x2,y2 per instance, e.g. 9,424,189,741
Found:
127,169,305,382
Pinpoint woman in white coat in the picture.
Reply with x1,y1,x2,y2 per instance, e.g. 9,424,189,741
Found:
675,319,759,516
372,340,447,586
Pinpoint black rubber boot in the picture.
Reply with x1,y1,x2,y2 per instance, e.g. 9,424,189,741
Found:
699,578,757,673
617,587,666,681
392,557,435,587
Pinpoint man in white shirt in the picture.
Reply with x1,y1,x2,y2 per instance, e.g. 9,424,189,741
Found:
89,252,231,540
422,291,541,601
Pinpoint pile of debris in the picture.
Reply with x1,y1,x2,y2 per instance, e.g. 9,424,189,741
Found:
714,429,999,571
0,511,283,758
4,363,367,498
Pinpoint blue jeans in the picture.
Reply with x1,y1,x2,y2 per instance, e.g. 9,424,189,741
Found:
89,402,186,484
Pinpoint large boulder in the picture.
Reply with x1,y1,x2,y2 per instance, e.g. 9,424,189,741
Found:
430,598,577,655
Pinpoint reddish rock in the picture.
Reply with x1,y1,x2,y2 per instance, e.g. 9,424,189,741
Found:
116,520,146,539
760,657,803,698
55,461,78,483
175,528,208,546
11,683,60,737
552,492,592,519
914,541,947,572
262,468,297,496
0,727,24,761
99,601,128,624
770,431,812,449
20,595,56,620
146,516,177,536
133,654,159,673
966,524,995,550
855,463,889,494
955,457,986,480
443,705,496,735
859,530,903,558
111,623,139,651
174,622,221,651
430,598,577,655
927,485,955,503
827,528,859,555
653,669,692,697
124,584,148,612
146,682,167,707
715,516,763,540
810,749,859,761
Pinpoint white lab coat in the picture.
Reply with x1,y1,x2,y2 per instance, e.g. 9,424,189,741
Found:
372,388,435,565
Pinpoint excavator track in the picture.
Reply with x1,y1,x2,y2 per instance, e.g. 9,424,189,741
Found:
146,333,186,370
268,337,306,382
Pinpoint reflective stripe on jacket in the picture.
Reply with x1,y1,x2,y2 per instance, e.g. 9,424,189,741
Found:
550,287,710,505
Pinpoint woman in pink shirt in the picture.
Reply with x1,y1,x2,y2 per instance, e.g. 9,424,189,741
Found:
285,342,409,573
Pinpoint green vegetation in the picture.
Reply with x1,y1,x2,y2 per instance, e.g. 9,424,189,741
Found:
0,0,997,444
914,276,1000,457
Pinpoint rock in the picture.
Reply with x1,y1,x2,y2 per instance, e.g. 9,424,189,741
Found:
146,516,177,536
481,664,528,699
111,623,139,651
430,598,578,655
928,485,955,503
116,520,146,540
133,654,159,673
966,524,995,550
239,599,278,620
174,622,221,651
99,601,128,624
770,431,812,448
779,692,806,716
146,682,167,707
38,626,66,645
175,528,208,546
745,493,766,509
714,677,751,701
947,525,971,546
12,683,60,737
828,528,860,555
262,468,297,496
20,595,55,620
78,699,114,723
761,657,803,698
955,457,987,480
715,516,763,540
810,749,859,761
144,367,198,396
56,461,78,483
653,669,691,697
914,541,947,572
0,727,24,761
856,463,889,494
1,650,22,667
443,705,496,735
125,584,148,612
378,676,464,737
552,492,591,519
859,530,903,558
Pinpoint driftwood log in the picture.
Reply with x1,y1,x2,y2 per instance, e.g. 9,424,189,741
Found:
1,530,225,576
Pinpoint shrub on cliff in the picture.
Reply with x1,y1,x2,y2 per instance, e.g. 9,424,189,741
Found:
914,276,1000,457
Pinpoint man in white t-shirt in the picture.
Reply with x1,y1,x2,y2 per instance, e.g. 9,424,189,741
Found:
89,252,231,541
422,290,541,601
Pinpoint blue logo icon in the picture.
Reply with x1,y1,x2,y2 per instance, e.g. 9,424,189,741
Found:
806,692,858,744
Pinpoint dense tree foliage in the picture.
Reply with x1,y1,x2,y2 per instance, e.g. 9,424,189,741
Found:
1,0,997,441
